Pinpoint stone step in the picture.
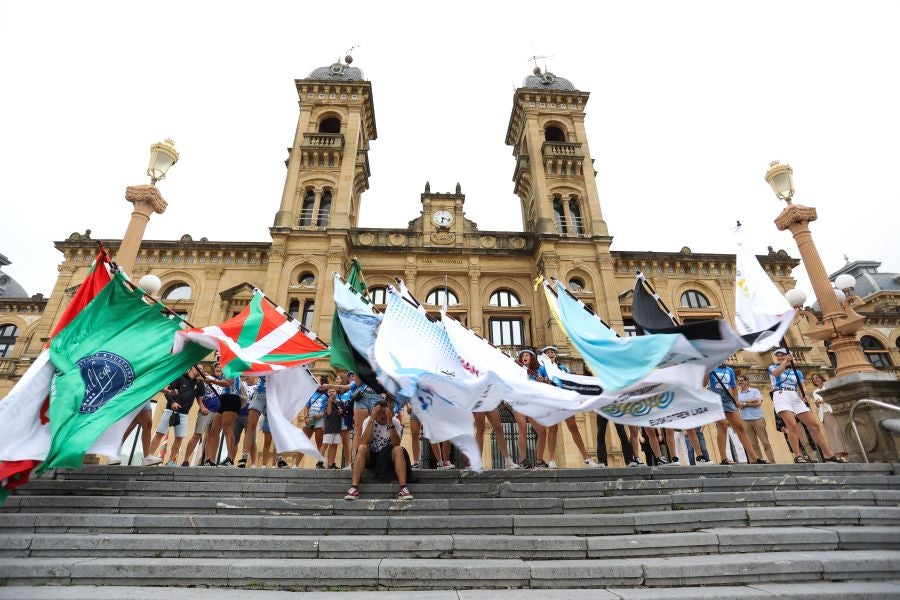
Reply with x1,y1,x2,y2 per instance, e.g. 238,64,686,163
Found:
2,526,898,559
2,506,898,536
16,474,900,499
4,582,900,600
4,489,899,516
1,551,898,589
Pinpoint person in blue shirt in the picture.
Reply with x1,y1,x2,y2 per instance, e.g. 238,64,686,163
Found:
707,364,765,465
768,348,843,463
538,346,600,468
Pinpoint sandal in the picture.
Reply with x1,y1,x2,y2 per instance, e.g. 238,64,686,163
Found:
824,455,848,463
720,459,734,465
794,456,809,464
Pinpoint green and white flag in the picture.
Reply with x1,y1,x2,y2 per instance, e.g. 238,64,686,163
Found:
42,273,210,470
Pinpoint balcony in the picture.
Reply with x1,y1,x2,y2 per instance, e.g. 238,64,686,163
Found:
300,133,343,168
301,133,344,148
541,141,584,159
542,142,584,177
554,215,588,238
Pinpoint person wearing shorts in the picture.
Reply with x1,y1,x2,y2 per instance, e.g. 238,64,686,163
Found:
182,366,222,466
769,349,843,463
707,365,764,465
238,376,267,468
203,367,242,466
344,398,413,501
322,389,344,469
148,368,206,466
348,373,385,460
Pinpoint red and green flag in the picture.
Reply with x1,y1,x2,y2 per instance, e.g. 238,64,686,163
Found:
174,289,330,378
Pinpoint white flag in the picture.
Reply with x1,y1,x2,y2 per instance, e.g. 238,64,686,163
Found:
264,367,323,460
735,228,795,352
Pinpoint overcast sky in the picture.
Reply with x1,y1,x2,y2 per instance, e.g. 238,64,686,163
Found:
1,1,897,304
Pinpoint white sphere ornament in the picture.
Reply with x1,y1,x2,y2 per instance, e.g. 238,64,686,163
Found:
138,274,162,296
784,288,807,308
834,273,856,292
833,288,847,305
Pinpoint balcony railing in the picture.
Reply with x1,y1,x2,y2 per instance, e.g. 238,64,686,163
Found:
0,358,19,376
554,215,588,237
298,208,328,229
301,133,344,148
541,141,584,159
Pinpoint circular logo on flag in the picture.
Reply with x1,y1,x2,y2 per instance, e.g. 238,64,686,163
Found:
76,351,135,414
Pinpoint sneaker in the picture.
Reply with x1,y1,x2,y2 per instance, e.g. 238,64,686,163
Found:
547,460,558,469
668,457,681,466
141,456,162,467
695,456,709,464
754,458,769,465
518,459,533,469
166,461,176,467
276,457,289,469
107,459,121,466
327,464,339,470
218,457,233,467
344,486,360,501
583,458,602,467
181,461,190,467
397,486,414,500
504,457,521,470
203,459,216,467
656,457,670,466
411,462,420,469
341,464,352,470
628,458,644,467
315,461,325,470
237,454,248,468
534,460,549,469
441,460,455,469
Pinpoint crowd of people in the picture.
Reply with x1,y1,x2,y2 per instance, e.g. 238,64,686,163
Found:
116,346,849,499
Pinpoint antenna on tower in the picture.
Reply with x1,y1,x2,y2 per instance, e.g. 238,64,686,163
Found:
343,45,360,63
527,43,553,74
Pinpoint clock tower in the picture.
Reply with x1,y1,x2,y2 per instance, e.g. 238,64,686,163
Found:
417,181,471,247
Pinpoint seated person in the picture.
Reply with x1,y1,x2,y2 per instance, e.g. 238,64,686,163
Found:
344,398,413,500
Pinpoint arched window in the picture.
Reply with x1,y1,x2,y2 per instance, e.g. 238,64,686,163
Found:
552,197,567,234
300,190,315,226
368,286,387,305
318,117,341,134
544,126,565,142
288,300,300,319
861,335,893,368
680,290,711,308
489,289,521,307
569,197,584,235
298,273,315,288
317,190,331,227
162,283,191,301
425,288,459,307
0,324,18,357
569,277,585,292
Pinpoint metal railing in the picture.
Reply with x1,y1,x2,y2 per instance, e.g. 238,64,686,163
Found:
849,399,900,463
555,215,588,237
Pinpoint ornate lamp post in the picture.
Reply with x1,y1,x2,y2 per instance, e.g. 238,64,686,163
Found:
765,161,874,377
116,139,179,275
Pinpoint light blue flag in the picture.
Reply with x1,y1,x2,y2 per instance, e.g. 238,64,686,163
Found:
554,282,690,392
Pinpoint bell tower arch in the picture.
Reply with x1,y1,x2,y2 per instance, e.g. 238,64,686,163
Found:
273,56,377,231
505,68,608,238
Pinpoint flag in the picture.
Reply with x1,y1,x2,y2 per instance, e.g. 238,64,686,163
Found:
539,355,724,429
174,289,329,378
264,367,324,460
440,312,581,425
734,228,795,352
332,273,388,394
41,273,210,470
0,247,113,497
631,272,745,368
330,258,368,373
546,279,699,391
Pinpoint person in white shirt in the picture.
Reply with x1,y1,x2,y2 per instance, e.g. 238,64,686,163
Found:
344,398,413,500
737,375,775,464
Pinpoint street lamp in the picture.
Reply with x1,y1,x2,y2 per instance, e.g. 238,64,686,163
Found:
766,161,874,377
116,140,179,275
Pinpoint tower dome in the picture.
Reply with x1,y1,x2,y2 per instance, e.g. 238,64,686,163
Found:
308,59,365,82
522,70,576,91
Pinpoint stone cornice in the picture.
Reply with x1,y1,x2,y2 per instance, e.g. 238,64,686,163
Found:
0,298,47,313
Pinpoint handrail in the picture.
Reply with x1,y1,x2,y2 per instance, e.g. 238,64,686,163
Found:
848,399,900,463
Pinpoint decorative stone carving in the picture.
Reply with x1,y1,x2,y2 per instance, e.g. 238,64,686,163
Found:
358,232,375,245
774,203,818,231
390,233,406,246
125,185,168,214
469,271,481,285
509,237,526,250
479,236,496,249
430,231,455,245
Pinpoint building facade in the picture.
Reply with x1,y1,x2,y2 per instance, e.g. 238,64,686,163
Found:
2,59,897,466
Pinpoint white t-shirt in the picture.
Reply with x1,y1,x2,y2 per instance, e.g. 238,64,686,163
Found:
361,416,403,452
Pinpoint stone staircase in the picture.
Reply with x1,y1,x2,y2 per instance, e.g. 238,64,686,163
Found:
2,462,900,598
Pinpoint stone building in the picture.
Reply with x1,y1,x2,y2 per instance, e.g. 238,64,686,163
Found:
2,58,896,466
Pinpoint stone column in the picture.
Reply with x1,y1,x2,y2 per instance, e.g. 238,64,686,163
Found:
118,185,167,276
468,270,482,335
525,115,555,234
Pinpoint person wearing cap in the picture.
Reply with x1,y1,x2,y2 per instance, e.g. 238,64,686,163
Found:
768,349,844,463
707,364,766,465
537,346,600,468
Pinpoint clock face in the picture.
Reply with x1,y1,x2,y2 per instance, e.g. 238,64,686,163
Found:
432,209,453,228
